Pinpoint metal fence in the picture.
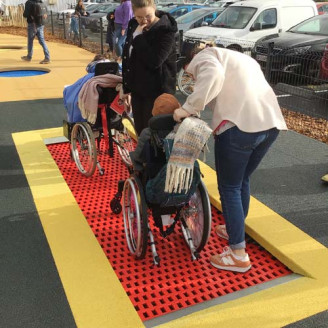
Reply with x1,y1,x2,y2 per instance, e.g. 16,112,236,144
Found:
0,5,26,27
253,40,328,120
43,11,107,55
2,6,327,130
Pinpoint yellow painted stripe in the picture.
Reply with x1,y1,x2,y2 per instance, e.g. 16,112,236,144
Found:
13,127,328,328
12,128,144,328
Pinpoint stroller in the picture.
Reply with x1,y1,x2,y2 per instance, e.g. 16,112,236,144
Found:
110,114,212,266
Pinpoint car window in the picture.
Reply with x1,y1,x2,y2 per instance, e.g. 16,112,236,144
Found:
171,7,189,18
204,12,216,23
176,8,209,23
252,8,277,30
96,4,108,11
212,6,257,29
161,6,177,12
193,17,204,28
97,4,116,13
289,15,328,35
318,6,324,14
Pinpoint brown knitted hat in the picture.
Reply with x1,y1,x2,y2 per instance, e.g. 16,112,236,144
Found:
152,93,181,116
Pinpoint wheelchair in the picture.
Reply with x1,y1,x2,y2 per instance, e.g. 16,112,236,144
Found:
110,114,212,266
64,62,137,177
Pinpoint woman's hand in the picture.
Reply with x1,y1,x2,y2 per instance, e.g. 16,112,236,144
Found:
121,29,125,36
173,107,190,122
135,23,147,34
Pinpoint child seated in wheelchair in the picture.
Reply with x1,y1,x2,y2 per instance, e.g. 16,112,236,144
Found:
130,93,180,172
130,93,212,235
111,94,212,264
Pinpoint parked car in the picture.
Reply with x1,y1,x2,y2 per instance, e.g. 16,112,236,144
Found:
161,4,207,19
83,0,117,5
176,7,224,33
86,2,118,31
209,0,239,8
183,0,318,55
57,8,75,25
316,2,328,15
252,14,328,83
56,3,101,25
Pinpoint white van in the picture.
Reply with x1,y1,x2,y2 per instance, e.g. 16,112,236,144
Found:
183,0,318,55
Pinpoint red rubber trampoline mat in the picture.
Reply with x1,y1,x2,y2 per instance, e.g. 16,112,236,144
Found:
47,142,292,321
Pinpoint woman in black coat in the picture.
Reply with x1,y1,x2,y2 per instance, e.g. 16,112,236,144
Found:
122,0,177,135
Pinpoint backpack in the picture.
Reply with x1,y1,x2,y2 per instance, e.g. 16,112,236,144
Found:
145,138,201,207
33,1,47,26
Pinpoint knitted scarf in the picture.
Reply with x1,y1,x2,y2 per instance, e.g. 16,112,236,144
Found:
164,117,212,194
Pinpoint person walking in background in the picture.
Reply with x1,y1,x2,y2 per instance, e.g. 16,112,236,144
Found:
21,0,50,64
122,0,177,135
173,45,288,273
70,10,80,42
106,11,115,55
75,0,88,38
113,0,133,61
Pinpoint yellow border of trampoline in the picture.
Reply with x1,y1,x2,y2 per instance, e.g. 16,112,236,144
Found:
12,127,328,328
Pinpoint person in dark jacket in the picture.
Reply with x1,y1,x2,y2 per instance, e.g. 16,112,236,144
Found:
106,11,115,54
21,0,50,64
122,0,178,135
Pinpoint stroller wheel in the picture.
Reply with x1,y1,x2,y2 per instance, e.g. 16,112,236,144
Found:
180,180,212,253
122,175,148,259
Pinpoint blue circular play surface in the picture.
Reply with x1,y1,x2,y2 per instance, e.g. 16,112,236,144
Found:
0,70,48,77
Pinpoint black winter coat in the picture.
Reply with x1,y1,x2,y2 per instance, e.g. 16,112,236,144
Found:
23,0,36,24
122,11,177,97
23,0,46,25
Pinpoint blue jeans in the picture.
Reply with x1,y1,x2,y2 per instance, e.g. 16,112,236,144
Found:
113,23,127,57
214,126,279,250
27,23,50,60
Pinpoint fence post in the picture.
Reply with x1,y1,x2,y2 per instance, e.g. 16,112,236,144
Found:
179,30,183,55
50,10,54,35
78,15,82,47
265,42,274,82
62,12,66,39
100,17,104,55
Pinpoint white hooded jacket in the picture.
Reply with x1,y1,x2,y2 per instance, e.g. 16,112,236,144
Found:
182,47,287,133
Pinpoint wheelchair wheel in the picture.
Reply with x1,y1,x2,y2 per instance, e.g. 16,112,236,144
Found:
114,115,137,167
122,175,148,259
177,68,195,97
71,122,97,177
181,180,212,252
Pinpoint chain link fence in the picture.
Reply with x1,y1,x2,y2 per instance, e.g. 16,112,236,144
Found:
1,5,327,141
44,11,107,55
253,40,328,120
